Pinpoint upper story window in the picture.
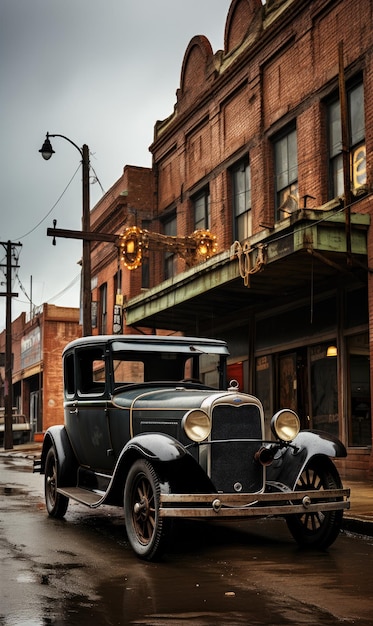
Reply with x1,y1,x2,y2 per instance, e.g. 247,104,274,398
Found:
274,127,298,221
163,213,177,280
231,159,252,241
99,282,107,334
113,268,122,300
141,220,151,289
328,81,366,199
193,188,210,230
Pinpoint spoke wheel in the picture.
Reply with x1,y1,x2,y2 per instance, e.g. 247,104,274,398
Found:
44,447,69,518
124,459,171,560
286,458,343,549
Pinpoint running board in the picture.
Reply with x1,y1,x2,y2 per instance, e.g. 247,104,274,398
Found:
57,486,105,508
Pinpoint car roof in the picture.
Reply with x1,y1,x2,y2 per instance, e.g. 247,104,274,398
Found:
63,335,230,356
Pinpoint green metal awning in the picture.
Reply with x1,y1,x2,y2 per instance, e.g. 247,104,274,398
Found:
125,208,370,334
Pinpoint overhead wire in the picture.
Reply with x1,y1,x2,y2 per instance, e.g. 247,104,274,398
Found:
15,163,81,241
8,155,106,311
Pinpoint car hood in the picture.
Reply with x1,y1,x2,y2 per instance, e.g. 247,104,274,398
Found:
112,384,221,411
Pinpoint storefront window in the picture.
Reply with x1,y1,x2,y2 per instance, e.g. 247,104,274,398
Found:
310,344,339,437
255,355,273,440
348,334,371,447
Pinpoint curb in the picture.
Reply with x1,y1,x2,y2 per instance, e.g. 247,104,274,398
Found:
341,517,373,538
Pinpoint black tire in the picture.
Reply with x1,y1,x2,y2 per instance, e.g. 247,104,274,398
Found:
124,459,172,560
286,458,343,549
44,447,69,518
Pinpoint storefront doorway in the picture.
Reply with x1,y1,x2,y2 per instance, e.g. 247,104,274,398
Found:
278,349,309,430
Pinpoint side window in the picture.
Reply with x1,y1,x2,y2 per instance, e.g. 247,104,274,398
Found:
231,159,252,241
328,81,366,199
77,348,106,396
274,127,298,221
64,353,75,397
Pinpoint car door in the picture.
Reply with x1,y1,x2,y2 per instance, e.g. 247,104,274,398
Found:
64,346,115,472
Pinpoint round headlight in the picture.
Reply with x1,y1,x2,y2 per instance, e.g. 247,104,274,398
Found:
271,409,300,442
182,409,211,442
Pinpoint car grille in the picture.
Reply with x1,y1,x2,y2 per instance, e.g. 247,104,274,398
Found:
210,403,264,493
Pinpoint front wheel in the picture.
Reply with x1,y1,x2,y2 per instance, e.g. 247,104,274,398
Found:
124,459,172,560
286,459,343,549
44,447,69,518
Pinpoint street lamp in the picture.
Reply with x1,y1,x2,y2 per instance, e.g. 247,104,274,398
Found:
39,132,92,336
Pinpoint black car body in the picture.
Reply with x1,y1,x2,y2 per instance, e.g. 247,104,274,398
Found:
34,335,350,560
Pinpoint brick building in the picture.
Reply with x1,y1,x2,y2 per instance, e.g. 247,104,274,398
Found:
89,165,155,335
85,0,373,479
0,304,80,438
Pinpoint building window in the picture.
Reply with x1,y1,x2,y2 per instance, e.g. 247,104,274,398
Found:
163,214,177,280
310,344,338,438
141,220,150,289
113,269,122,300
328,81,366,198
99,283,107,334
347,333,371,447
231,159,252,241
274,127,298,220
193,188,210,230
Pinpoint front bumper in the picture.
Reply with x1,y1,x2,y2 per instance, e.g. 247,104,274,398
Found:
159,488,350,518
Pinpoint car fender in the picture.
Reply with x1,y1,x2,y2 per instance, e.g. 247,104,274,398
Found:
40,425,78,486
121,432,188,463
108,433,214,502
266,429,346,490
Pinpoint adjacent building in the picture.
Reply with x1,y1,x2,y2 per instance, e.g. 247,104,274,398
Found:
0,305,80,438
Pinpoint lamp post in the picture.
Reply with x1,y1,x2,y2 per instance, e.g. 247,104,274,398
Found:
39,133,92,336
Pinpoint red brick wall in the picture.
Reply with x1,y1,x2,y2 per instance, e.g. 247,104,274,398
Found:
0,305,80,433
42,305,81,430
152,0,373,252
90,165,154,334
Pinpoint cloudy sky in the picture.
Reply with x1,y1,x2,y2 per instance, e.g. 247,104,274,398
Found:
0,0,233,331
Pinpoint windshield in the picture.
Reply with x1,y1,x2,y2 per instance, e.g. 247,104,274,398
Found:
112,351,224,388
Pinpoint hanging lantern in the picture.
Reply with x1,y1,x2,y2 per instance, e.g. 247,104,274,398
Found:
120,226,143,270
192,230,218,260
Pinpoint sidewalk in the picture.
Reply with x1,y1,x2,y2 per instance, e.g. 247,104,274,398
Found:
342,479,373,537
1,442,373,537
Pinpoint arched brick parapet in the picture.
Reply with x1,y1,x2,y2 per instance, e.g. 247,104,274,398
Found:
177,35,214,112
224,0,262,54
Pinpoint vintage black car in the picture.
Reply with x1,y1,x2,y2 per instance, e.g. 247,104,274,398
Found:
34,335,350,560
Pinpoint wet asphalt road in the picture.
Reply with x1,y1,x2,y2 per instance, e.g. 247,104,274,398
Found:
1,455,373,626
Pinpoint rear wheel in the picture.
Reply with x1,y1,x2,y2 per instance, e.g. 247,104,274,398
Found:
124,459,172,560
44,447,69,518
286,459,343,549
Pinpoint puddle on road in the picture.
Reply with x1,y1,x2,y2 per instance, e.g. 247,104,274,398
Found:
1,486,25,497
11,568,357,626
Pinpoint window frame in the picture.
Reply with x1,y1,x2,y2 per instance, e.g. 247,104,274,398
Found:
273,126,298,221
231,158,252,241
327,79,366,199
162,212,177,280
99,282,107,335
193,187,210,231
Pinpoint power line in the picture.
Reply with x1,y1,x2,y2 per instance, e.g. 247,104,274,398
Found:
15,164,81,241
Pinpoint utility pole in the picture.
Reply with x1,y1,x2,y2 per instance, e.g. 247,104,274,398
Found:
0,240,21,450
